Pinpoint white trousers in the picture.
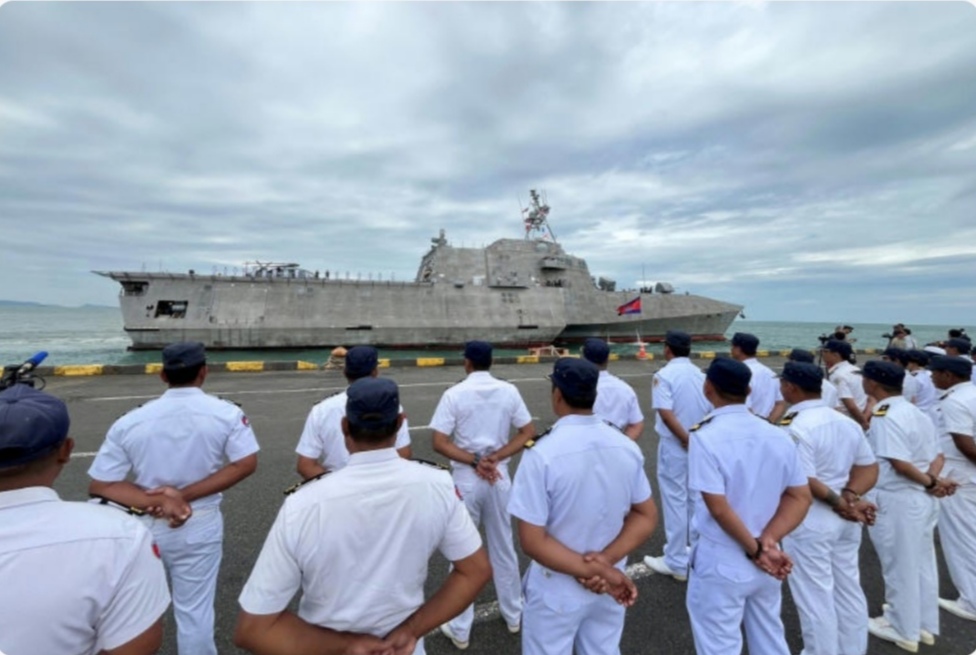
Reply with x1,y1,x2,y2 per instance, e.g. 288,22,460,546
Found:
938,482,976,613
783,504,868,655
867,488,939,641
144,507,223,655
448,467,522,640
687,539,790,655
657,436,690,573
521,563,625,655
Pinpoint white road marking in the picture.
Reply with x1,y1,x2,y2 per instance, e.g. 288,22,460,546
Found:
70,451,100,459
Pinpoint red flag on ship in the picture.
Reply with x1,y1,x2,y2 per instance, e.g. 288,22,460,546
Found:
616,296,641,316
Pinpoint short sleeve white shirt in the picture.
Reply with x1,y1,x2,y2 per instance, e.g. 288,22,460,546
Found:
781,399,874,489
88,387,260,509
0,487,170,655
689,405,807,552
238,449,481,640
936,382,976,485
428,371,531,468
295,389,411,471
508,414,651,569
743,358,784,419
593,371,644,431
652,357,712,440
828,361,869,413
821,378,840,410
867,396,940,493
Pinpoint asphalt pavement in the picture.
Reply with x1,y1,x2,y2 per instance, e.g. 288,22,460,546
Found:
46,356,975,655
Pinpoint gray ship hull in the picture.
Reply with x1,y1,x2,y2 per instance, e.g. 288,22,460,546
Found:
97,224,742,350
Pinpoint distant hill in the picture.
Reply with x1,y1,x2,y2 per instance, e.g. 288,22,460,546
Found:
0,300,49,307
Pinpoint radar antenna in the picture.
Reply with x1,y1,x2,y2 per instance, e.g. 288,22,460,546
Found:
521,189,557,242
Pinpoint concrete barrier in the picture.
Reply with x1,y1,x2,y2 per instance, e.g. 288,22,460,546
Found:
31,348,883,376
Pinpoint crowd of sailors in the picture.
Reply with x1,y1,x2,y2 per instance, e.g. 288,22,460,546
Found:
1,326,975,655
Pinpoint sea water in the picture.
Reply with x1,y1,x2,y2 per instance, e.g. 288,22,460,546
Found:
0,305,965,367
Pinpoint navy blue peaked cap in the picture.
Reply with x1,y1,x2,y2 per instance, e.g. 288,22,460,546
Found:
0,385,70,469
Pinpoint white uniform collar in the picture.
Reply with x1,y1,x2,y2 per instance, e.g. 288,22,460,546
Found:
553,413,603,428
947,381,972,395
162,387,206,398
598,370,610,378
466,371,494,381
347,448,401,466
789,399,825,413
707,404,751,418
0,485,59,510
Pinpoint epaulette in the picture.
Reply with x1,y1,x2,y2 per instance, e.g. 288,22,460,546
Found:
89,495,146,516
872,403,890,417
603,420,625,434
412,458,450,471
116,403,145,420
218,396,243,408
524,426,553,449
284,472,329,496
777,411,798,427
689,416,715,432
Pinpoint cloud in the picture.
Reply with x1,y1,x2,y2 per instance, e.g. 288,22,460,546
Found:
0,1,975,327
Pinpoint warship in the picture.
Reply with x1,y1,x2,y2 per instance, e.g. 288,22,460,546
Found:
95,191,742,351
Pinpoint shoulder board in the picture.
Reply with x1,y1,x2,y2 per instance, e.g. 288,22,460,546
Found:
872,403,889,417
777,411,798,427
689,416,715,433
284,471,329,496
602,420,625,434
412,458,450,471
89,495,146,516
314,390,342,406
217,395,243,408
524,426,553,449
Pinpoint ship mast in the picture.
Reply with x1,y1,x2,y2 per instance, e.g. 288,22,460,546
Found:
521,189,557,242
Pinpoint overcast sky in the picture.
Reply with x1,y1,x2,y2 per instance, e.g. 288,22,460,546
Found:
2,1,975,325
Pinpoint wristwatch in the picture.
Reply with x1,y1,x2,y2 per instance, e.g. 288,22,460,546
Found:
471,453,481,469
924,475,938,490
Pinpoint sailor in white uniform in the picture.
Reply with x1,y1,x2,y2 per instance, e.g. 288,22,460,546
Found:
906,350,940,427
686,357,812,655
509,358,657,655
787,349,840,410
295,345,411,479
431,340,535,648
929,355,976,623
777,362,879,655
235,377,491,655
0,385,170,655
730,332,787,423
883,348,919,405
88,342,260,655
862,360,949,652
581,338,644,440
822,340,870,430
644,330,711,581
944,338,976,384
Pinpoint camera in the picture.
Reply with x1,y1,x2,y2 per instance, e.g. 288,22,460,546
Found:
882,333,893,340
817,333,831,344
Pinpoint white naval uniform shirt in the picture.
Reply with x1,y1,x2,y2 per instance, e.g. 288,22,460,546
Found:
88,387,260,510
901,370,920,405
295,389,411,471
428,371,532,467
238,449,481,645
937,382,976,485
652,357,711,441
508,414,652,570
867,396,940,493
0,487,170,655
781,399,875,491
593,370,644,431
828,360,869,415
742,357,784,419
821,378,840,411
689,405,807,553
911,369,940,424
